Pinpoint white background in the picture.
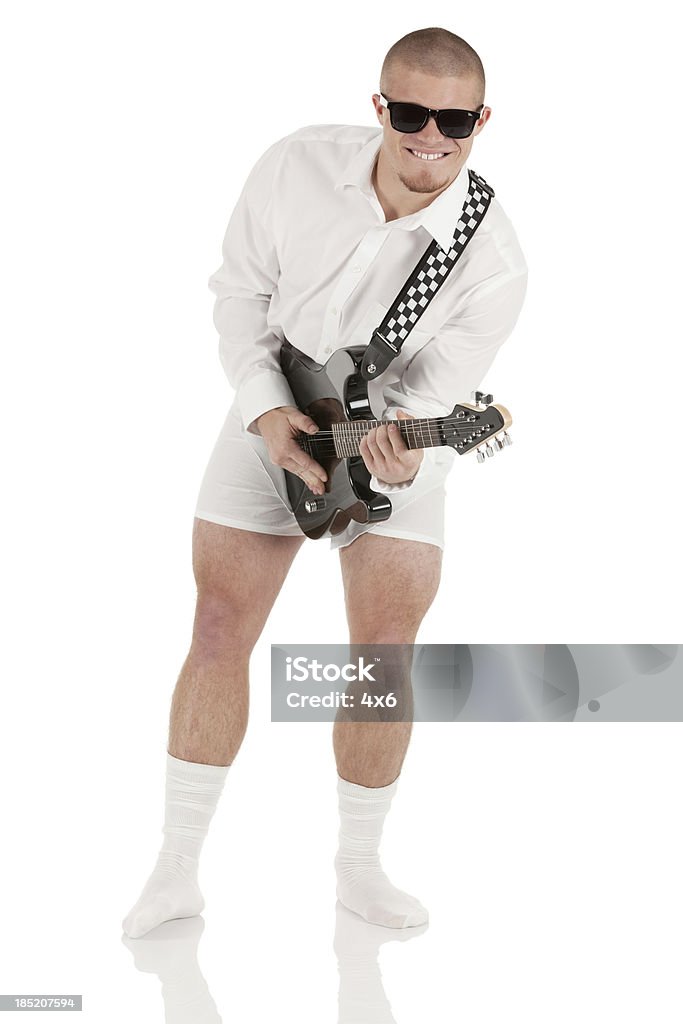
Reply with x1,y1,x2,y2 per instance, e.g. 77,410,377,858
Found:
1,1,681,1021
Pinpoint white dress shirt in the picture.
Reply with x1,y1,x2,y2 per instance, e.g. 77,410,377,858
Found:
208,123,528,491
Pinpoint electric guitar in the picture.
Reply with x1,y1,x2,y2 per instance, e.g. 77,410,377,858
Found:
279,338,512,539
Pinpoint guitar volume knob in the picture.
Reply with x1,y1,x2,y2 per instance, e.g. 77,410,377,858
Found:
304,498,326,513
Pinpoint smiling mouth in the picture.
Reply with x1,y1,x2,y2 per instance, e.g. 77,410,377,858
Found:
406,148,452,162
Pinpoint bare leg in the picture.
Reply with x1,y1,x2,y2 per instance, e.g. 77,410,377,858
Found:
332,533,441,927
122,518,304,937
169,518,305,765
334,534,442,787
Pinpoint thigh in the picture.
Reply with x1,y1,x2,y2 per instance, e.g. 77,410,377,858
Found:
338,533,442,642
191,517,305,651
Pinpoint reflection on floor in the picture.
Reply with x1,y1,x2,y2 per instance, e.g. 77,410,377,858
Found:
121,901,429,1023
334,901,428,1023
122,916,221,1023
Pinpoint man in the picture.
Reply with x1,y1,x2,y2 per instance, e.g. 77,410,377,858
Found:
122,26,527,939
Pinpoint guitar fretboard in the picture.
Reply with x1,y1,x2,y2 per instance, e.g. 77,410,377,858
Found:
299,418,445,459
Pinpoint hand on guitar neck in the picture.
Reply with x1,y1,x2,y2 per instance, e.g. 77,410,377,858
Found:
358,409,424,487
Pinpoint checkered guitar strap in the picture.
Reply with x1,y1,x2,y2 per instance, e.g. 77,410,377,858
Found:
360,168,495,381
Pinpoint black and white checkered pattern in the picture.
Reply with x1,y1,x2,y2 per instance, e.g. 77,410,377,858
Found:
376,170,494,349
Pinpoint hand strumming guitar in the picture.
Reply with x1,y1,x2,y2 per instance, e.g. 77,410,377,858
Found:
254,406,328,496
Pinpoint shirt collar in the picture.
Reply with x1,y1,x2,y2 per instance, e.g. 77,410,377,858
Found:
333,131,472,252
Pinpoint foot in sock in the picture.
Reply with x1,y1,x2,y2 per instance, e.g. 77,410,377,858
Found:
334,774,429,929
122,753,230,939
335,861,428,928
122,852,205,939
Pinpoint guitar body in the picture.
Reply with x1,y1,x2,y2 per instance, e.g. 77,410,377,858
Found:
279,338,512,541
280,339,392,539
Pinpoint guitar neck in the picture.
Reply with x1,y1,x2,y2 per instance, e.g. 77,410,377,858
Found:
303,418,445,459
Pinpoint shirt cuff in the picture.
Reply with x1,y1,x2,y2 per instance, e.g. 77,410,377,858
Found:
369,450,430,493
369,473,416,493
238,371,297,434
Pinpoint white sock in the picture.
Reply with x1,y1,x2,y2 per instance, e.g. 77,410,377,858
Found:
334,774,429,929
122,753,230,939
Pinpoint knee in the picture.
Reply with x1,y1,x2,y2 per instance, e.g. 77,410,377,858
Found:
348,621,419,646
190,591,258,659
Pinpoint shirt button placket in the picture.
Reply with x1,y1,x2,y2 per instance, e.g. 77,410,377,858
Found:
321,306,339,357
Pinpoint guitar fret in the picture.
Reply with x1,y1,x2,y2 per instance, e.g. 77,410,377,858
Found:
331,417,443,458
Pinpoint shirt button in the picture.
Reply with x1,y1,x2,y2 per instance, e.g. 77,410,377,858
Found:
351,265,362,273
330,307,338,315
324,345,332,354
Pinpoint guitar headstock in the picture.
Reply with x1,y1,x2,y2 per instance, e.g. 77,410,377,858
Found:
441,392,513,462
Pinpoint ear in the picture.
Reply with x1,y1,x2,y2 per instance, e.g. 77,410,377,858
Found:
473,107,493,136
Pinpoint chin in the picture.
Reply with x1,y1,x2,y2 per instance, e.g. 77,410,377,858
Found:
399,174,450,195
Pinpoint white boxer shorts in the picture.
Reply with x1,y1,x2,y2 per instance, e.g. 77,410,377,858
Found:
193,401,454,551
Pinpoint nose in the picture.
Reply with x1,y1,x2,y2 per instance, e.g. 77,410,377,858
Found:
411,122,449,149
412,111,449,145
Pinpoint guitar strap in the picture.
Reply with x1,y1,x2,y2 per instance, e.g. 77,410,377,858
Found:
359,168,495,381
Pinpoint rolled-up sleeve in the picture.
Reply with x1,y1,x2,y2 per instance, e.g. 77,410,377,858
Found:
370,268,528,493
208,141,296,434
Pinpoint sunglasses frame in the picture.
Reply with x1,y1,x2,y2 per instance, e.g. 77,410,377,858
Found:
379,92,484,139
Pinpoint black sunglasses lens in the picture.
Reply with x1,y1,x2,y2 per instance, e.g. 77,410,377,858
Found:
389,103,427,133
437,110,478,139
389,102,479,138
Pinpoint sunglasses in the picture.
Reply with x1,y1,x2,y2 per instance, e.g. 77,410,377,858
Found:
379,92,484,140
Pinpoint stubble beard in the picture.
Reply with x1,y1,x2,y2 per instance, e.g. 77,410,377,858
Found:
397,146,462,195
397,171,449,195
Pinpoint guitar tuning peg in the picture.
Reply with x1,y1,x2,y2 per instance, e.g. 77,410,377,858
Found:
476,448,486,463
485,443,495,458
502,430,512,446
471,390,493,407
493,436,504,452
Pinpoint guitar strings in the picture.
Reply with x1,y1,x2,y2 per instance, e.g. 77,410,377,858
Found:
297,434,500,456
298,414,491,437
295,417,502,455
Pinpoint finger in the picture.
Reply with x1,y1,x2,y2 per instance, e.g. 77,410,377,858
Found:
279,436,326,478
377,421,405,457
363,429,387,472
285,446,327,483
289,410,319,434
289,453,327,483
394,410,417,449
284,458,326,494
375,423,402,461
359,434,376,473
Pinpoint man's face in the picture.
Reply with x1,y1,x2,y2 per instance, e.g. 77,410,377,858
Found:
372,66,491,196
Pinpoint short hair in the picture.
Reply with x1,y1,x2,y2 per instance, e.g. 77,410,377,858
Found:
380,27,485,107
